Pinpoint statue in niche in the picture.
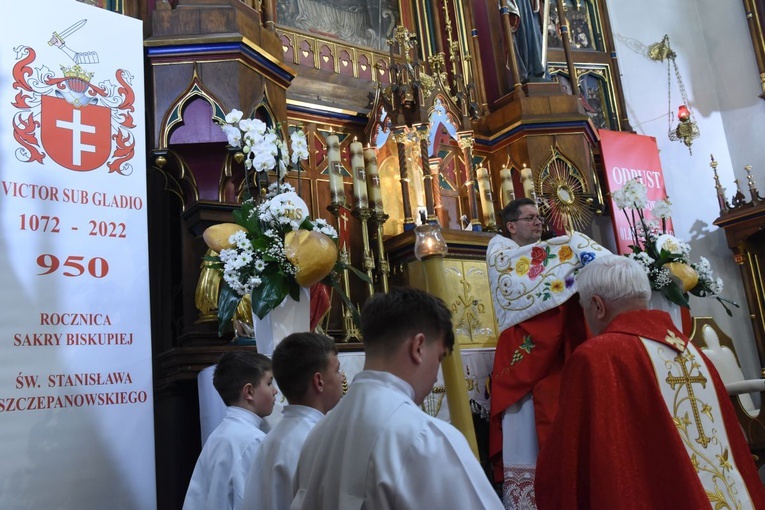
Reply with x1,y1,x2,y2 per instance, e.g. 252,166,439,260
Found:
502,0,547,83
276,0,398,51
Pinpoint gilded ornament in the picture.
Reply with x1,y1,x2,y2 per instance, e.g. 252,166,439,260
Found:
283,229,339,287
203,223,246,252
665,330,686,351
663,262,699,292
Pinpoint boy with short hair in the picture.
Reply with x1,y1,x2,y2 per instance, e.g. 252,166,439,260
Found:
239,332,343,510
183,351,277,510
292,287,503,509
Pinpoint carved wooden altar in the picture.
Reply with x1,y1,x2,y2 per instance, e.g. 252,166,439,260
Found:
385,229,499,349
714,202,765,373
127,0,634,506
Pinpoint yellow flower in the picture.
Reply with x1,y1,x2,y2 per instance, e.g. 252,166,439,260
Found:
558,245,573,262
515,256,531,277
550,279,565,293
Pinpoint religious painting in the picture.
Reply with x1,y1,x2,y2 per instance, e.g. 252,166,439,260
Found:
551,66,617,130
741,0,765,97
75,0,125,13
276,0,399,51
547,0,602,52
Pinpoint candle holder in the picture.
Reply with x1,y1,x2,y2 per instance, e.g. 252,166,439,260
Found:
745,165,763,205
709,155,730,214
326,201,344,217
326,201,360,343
351,206,376,297
413,224,448,260
338,245,361,343
371,211,390,293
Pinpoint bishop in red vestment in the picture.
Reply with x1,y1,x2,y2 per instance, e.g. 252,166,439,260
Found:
536,255,765,509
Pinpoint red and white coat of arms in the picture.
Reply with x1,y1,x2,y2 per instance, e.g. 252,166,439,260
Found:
10,20,136,175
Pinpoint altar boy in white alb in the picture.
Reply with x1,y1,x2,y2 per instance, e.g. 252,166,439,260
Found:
291,287,503,510
238,332,343,510
183,351,277,510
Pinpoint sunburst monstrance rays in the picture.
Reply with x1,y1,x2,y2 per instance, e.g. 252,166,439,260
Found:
537,152,592,233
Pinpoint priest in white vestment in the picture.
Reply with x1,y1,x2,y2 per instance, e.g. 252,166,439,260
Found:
239,333,343,510
291,287,503,510
487,198,608,509
184,352,277,510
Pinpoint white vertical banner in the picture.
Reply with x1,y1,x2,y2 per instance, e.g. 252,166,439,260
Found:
0,1,155,508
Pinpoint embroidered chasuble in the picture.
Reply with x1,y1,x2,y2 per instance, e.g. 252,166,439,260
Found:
487,231,608,493
536,310,765,510
487,232,607,332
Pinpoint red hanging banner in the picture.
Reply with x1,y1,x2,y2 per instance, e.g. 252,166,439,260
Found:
599,130,675,255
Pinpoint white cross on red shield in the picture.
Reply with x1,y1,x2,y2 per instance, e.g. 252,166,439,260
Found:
41,95,111,171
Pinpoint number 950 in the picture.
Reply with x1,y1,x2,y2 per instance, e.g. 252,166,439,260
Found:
36,254,109,278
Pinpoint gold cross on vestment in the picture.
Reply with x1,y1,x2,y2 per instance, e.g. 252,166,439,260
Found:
666,351,710,447
665,330,685,351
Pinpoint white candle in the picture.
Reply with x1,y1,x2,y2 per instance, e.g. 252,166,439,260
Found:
326,133,345,204
364,146,384,213
520,164,534,199
499,166,515,207
350,140,369,209
476,166,497,226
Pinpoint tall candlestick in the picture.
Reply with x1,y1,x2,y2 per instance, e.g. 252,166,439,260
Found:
350,140,369,209
326,133,345,205
476,166,498,230
520,164,534,199
351,206,376,297
709,155,729,214
499,166,515,207
372,212,390,293
364,146,384,214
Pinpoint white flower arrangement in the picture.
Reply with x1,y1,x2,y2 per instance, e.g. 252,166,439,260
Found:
613,177,736,315
206,181,345,331
220,109,308,178
218,182,337,298
204,111,368,335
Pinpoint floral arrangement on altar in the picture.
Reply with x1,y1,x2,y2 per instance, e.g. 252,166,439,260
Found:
202,110,361,335
612,178,736,315
220,109,309,176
